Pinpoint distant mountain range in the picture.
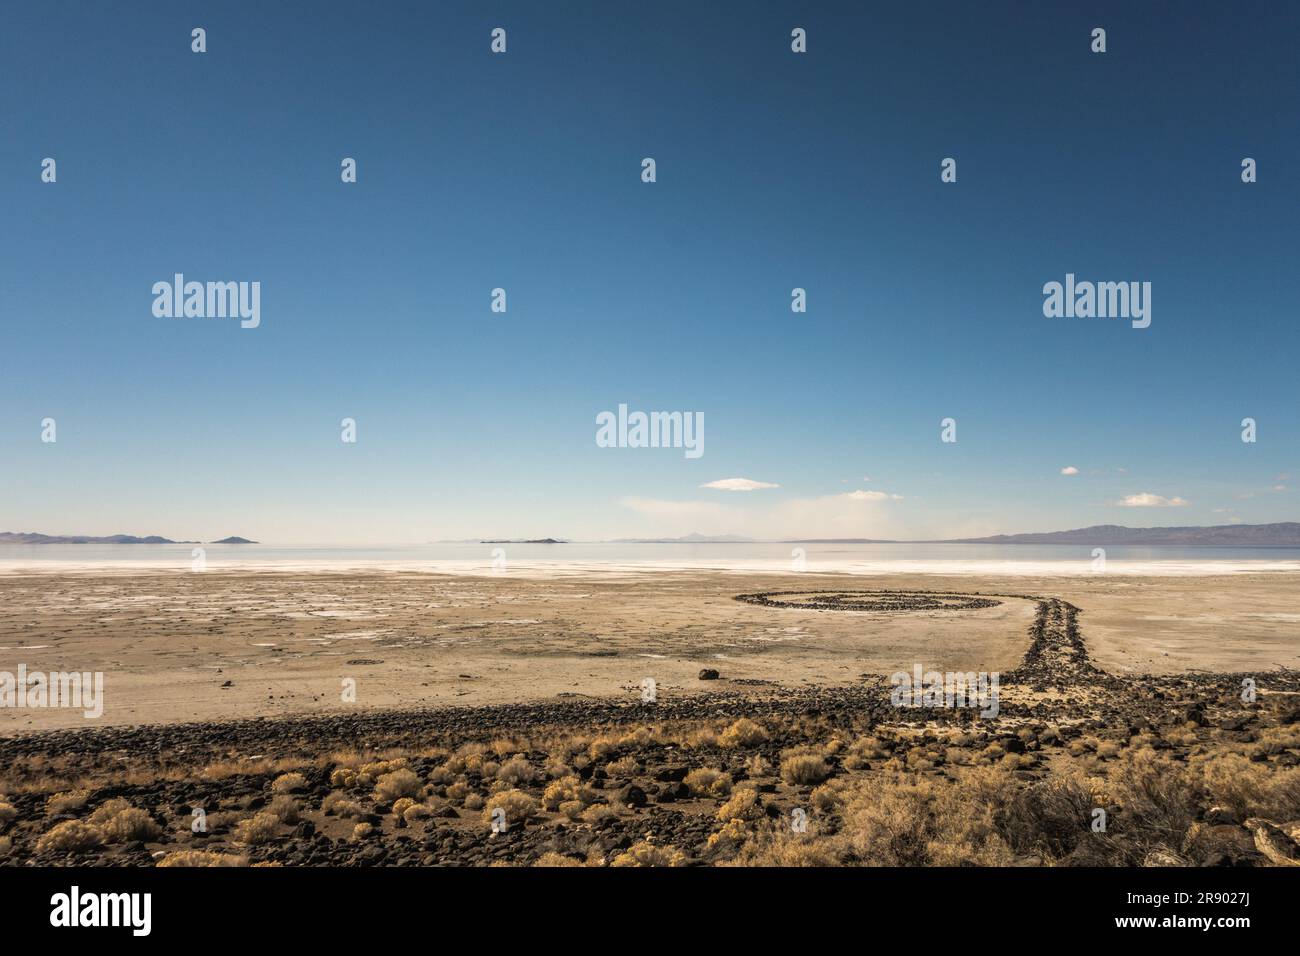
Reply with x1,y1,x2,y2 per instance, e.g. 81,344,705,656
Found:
941,523,1300,547
623,524,1300,547
6,524,1298,548
0,532,257,545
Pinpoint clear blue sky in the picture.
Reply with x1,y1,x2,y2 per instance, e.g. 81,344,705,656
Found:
2,1,1296,542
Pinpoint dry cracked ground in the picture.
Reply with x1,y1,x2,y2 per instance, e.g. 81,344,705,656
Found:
2,590,1299,867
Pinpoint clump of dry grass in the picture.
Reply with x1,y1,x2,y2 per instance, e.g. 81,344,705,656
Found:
726,827,839,867
1001,772,1099,860
232,811,281,846
1096,741,1123,760
496,756,536,786
270,772,308,794
157,850,248,867
44,790,91,815
267,795,301,824
444,780,471,804
0,801,16,825
717,788,764,823
707,817,750,854
610,841,686,867
810,779,849,813
720,718,768,748
321,792,366,819
87,798,162,843
684,768,733,798
37,820,103,854
606,755,640,777
542,775,591,811
373,769,422,803
329,767,358,788
543,755,571,779
353,758,410,788
489,737,530,757
683,728,719,749
483,790,536,826
836,767,1017,866
858,736,900,769
1193,753,1300,822
402,803,433,824
533,852,585,867
780,753,830,786
580,804,618,826
1103,748,1199,862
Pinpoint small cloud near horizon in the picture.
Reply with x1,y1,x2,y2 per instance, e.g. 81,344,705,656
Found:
1116,493,1189,508
699,478,780,492
1060,466,1079,476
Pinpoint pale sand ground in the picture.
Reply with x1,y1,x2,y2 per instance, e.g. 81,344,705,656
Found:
0,569,1296,732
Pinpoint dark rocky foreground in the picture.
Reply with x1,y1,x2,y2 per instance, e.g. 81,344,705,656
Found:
2,594,1298,867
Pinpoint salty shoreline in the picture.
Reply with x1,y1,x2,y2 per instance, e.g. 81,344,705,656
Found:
4,558,1300,577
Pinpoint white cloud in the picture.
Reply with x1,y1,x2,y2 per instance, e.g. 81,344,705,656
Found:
1060,466,1079,476
1115,493,1190,508
843,489,903,501
699,478,779,492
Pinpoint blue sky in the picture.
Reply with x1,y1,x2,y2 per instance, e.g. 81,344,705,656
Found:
2,1,1296,543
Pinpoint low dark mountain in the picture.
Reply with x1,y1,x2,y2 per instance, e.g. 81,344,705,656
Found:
0,532,184,544
210,536,257,544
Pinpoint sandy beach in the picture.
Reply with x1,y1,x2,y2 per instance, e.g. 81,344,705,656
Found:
2,567,1296,732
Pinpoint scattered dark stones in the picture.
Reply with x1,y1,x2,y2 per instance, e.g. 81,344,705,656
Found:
618,785,647,808
736,589,1002,613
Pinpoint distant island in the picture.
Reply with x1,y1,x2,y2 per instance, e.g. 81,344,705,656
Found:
480,538,566,544
0,532,257,545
